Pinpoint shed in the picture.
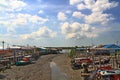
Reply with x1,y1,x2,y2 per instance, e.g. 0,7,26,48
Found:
103,44,120,53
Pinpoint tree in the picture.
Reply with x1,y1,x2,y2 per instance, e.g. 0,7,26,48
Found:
68,47,76,58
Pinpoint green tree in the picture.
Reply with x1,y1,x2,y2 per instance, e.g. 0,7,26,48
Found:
68,47,76,58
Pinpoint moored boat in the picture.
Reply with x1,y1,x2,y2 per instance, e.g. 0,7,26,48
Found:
15,60,31,66
96,69,120,80
15,55,31,66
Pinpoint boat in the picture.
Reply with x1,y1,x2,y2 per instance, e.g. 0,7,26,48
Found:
98,70,120,75
15,60,31,66
97,65,112,70
15,55,31,66
88,65,120,80
71,57,92,70
96,69,120,80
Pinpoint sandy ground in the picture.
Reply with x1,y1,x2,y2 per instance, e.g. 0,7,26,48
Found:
52,53,83,80
0,53,83,80
0,54,57,80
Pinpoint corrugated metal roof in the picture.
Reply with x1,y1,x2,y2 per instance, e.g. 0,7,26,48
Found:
103,44,120,49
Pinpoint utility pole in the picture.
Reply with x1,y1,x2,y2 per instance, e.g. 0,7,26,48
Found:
2,41,5,53
7,44,10,50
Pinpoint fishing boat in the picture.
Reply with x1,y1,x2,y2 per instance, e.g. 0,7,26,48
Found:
15,55,31,66
15,60,31,66
88,65,120,80
71,57,92,70
96,69,120,80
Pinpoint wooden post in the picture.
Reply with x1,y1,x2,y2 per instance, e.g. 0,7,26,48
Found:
113,56,115,69
115,51,118,68
91,51,96,70
99,51,101,68
13,50,16,62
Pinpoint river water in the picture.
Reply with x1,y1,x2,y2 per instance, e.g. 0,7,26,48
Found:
50,62,70,80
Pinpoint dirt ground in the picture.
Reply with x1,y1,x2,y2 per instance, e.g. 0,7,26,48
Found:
0,54,57,80
0,53,83,80
52,53,83,80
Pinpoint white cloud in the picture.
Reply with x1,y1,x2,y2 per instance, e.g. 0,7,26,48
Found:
0,0,27,12
27,14,48,24
70,0,83,5
91,0,118,12
0,13,48,33
85,12,114,25
84,0,96,6
72,11,85,19
38,10,44,14
61,22,70,34
74,0,118,25
61,22,97,39
76,0,118,12
21,26,57,40
57,12,67,21
77,3,87,10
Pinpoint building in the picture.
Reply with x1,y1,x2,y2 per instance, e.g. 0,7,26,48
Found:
103,44,120,53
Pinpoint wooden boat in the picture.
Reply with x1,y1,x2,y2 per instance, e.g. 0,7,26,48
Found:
88,66,120,80
15,60,31,66
71,57,92,70
15,55,31,66
96,69,120,80
97,65,112,70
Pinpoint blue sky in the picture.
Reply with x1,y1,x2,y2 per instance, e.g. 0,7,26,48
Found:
0,0,120,47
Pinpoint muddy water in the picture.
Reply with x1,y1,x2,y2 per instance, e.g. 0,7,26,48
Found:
50,62,70,80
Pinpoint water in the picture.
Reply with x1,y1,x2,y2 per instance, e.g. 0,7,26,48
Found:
50,62,70,80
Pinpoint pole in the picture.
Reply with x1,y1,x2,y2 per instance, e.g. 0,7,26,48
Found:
2,41,5,53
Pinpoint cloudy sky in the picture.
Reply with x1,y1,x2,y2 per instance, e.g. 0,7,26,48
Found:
0,0,120,47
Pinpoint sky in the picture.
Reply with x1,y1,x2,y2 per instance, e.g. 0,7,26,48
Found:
0,0,120,47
